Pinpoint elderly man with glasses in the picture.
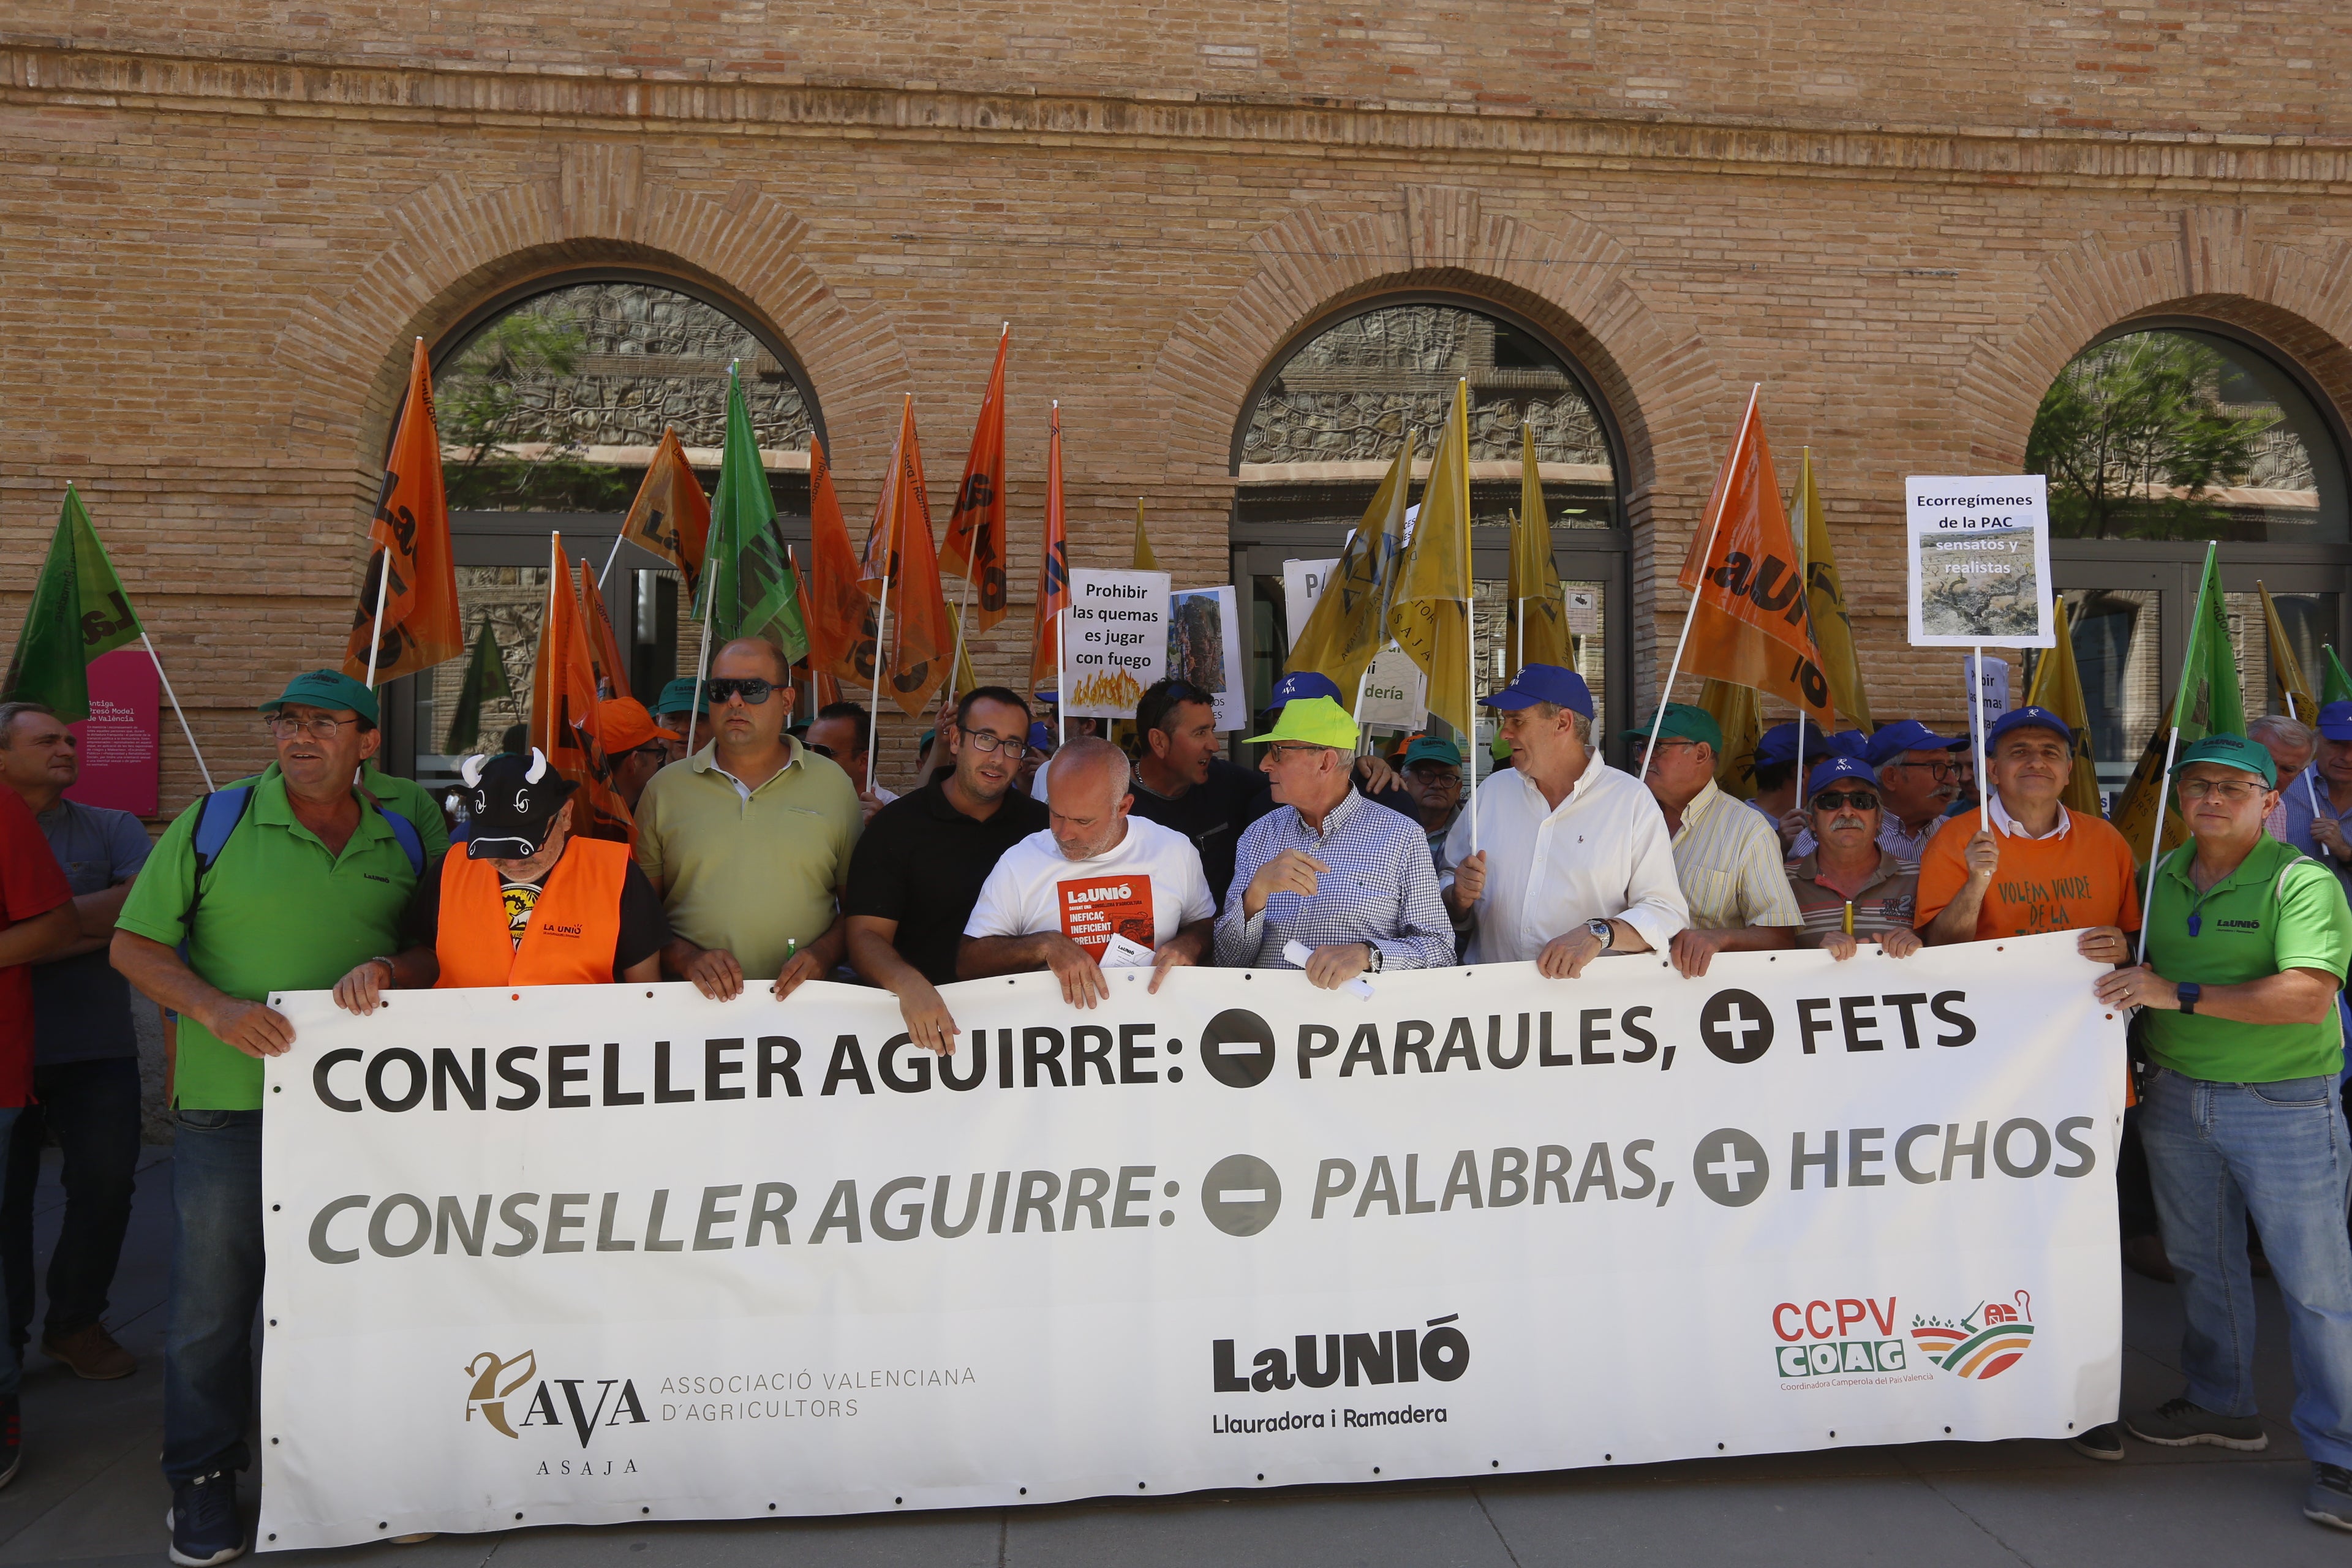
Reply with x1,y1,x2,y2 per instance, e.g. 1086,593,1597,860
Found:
595,696,681,813
633,638,863,1004
1782,755,1923,960
1215,698,1454,987
1629,703,1801,978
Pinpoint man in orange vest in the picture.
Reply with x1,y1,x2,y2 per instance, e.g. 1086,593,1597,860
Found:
331,749,668,1010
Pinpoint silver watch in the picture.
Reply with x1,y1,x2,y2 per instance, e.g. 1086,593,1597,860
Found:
1363,944,1384,974
1585,918,1615,951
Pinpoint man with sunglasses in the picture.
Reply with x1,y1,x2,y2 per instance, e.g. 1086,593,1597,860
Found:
1839,720,1969,862
1783,755,1923,959
596,696,680,813
634,639,863,1004
109,669,428,1567
2091,734,2352,1528
845,687,1048,1054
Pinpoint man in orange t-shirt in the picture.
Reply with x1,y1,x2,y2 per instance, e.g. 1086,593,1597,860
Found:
1917,706,2138,963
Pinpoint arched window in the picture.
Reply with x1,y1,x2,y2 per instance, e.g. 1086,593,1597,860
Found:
384,273,821,782
1230,296,1628,754
2026,320,2351,801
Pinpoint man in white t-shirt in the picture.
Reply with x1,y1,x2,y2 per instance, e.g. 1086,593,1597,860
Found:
961,737,1214,1007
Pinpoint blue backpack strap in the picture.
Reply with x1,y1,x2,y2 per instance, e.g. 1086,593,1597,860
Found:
377,808,427,878
192,786,254,881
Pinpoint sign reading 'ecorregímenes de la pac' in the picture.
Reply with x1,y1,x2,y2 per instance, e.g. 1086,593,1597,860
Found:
1904,477,2054,649
257,934,2124,1550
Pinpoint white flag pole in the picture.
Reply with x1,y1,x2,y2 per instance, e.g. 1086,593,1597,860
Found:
1459,380,1480,856
140,631,214,793
1056,609,1068,750
595,530,628,592
361,548,392,690
2135,724,2180,967
1972,647,1990,833
1643,383,1758,778
866,570,894,797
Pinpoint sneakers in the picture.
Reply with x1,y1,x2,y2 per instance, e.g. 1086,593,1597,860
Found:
40,1323,135,1381
2309,1464,2352,1532
0,1395,18,1490
167,1469,244,1567
2068,1422,2125,1461
2124,1396,2269,1451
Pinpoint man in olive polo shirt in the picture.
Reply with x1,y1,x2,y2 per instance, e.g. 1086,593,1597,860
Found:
110,669,426,1567
635,638,862,1001
2093,733,2352,1531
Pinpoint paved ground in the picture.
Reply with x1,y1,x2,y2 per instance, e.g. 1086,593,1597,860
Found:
0,1150,2343,1567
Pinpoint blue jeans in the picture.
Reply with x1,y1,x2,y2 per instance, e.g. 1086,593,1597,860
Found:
2143,1066,2352,1466
0,1106,20,1401
0,1058,142,1348
162,1109,262,1485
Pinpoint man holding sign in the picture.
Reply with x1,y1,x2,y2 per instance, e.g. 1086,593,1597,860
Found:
960,737,1213,1006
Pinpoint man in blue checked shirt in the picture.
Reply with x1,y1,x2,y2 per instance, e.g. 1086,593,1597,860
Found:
1215,697,1456,987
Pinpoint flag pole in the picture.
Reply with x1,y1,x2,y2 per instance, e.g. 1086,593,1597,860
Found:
1056,608,1068,750
1643,384,1759,778
1972,646,1989,832
140,631,214,793
2135,724,2179,967
866,565,894,797
595,531,628,592
1458,380,1479,856
361,546,392,690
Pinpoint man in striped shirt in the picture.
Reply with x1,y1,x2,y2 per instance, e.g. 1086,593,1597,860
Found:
1630,703,1801,978
1216,698,1455,987
1783,755,1923,960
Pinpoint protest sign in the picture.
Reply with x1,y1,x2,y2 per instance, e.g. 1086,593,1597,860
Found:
1905,478,2054,649
1964,654,2011,752
64,648,159,816
1354,643,1429,733
259,935,2122,1550
1282,560,1341,653
1063,568,1169,717
1169,587,1246,731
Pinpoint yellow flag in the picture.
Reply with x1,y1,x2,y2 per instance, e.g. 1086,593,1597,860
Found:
1389,379,1474,737
2260,581,2318,723
1698,679,1762,799
2109,721,2188,869
1287,435,1414,705
2024,595,2102,816
1793,448,1872,728
1132,500,1159,571
1507,424,1572,677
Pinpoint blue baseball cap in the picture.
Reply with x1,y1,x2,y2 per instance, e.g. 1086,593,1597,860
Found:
1478,663,1594,717
1986,705,2072,747
2318,701,2352,742
1026,721,1053,752
1865,720,1967,765
1754,722,1828,768
1806,755,1882,798
1267,670,1344,711
1830,728,1871,760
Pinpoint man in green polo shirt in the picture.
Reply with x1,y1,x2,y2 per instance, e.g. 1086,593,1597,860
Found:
2092,732,2352,1532
110,669,426,1567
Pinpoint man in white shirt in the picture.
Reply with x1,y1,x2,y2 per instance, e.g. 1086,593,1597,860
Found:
1444,664,1687,976
962,737,1214,1007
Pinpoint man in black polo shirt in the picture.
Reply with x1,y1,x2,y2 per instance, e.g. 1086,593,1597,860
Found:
1128,677,1280,908
846,686,1047,1054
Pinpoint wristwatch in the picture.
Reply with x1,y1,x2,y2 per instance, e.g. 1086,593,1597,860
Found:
1585,918,1615,952
1363,945,1384,974
2176,982,2201,1016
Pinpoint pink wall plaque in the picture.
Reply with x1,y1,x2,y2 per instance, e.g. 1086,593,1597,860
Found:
64,648,160,818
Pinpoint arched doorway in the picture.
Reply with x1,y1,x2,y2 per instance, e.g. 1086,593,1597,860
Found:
1227,294,1631,761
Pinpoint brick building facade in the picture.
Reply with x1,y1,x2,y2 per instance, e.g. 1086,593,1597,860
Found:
4,3,2351,812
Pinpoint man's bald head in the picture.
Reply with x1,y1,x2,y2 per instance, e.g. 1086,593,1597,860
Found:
710,637,792,685
1047,737,1134,861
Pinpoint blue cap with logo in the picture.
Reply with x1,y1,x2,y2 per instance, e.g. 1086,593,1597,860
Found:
1986,705,2073,747
1864,719,1967,766
1267,670,1344,712
1754,722,1828,768
1806,754,1881,799
2318,700,2352,742
1477,663,1594,718
1026,721,1054,752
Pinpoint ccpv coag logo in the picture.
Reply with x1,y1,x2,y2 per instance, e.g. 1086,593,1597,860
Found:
1910,1291,2036,1380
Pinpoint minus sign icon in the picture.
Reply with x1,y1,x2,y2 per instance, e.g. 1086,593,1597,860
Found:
1214,1041,1265,1055
1218,1189,1267,1205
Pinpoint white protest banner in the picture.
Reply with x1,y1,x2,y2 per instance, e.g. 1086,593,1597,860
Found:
1281,559,1341,652
1354,643,1428,733
259,935,2122,1550
1964,654,2011,751
1169,586,1248,731
1905,477,2054,649
1063,568,1169,717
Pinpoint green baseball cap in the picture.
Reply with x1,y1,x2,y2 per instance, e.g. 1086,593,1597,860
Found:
1403,735,1463,769
1621,703,1723,752
1245,695,1359,749
2169,732,2278,788
655,676,704,717
259,669,379,727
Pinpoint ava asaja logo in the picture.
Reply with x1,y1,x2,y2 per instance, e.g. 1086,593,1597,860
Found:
1214,1315,1469,1392
1910,1291,2037,1380
466,1349,650,1447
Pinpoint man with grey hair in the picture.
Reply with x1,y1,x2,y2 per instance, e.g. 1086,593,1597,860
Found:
1216,696,1453,986
961,736,1213,1006
2253,714,2317,842
1444,664,1687,976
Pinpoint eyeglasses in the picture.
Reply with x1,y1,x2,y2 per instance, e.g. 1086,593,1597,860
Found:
960,729,1025,755
705,677,776,706
802,739,834,759
265,714,358,741
1886,758,1958,777
2177,778,2269,802
1812,791,1880,812
1265,743,1329,760
628,742,669,761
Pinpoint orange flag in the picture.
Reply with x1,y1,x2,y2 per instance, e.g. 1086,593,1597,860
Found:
1028,402,1071,699
788,545,843,710
856,397,954,718
577,561,631,703
1672,391,1833,725
528,538,635,844
802,435,873,688
941,328,1010,634
617,428,712,595
344,338,463,684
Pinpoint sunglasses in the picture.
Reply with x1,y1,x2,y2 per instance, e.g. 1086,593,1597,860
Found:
1812,791,1880,812
705,677,776,705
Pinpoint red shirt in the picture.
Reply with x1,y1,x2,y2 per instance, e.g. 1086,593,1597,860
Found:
0,790,74,1107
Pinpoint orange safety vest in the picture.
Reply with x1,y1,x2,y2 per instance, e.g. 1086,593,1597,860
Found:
434,837,630,988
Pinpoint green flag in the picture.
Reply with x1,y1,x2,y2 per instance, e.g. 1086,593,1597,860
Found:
2323,645,2352,707
2171,541,2244,747
698,365,809,664
2,486,143,723
443,616,513,754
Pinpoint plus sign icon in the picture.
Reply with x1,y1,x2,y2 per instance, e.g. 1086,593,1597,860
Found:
1692,1127,1771,1207
1698,988,1775,1065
